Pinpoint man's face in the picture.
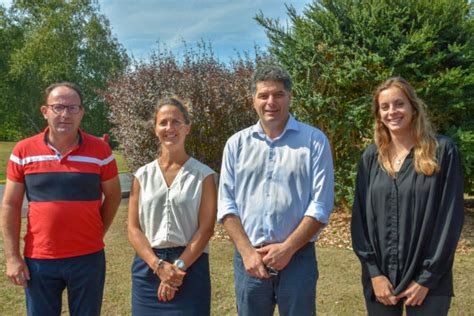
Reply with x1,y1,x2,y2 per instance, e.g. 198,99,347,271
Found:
253,80,291,136
41,86,84,137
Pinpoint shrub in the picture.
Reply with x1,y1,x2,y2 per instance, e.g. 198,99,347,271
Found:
104,43,259,173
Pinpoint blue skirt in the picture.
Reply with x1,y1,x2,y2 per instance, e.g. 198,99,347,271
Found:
131,247,211,316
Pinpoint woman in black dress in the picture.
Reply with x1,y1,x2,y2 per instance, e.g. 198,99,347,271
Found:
351,77,464,315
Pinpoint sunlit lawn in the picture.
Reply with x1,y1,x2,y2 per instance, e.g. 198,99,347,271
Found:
114,150,129,173
1,202,473,315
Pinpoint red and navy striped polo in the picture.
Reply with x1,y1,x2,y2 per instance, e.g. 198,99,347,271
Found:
7,128,118,259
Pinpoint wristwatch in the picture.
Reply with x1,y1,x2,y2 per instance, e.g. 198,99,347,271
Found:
174,259,187,271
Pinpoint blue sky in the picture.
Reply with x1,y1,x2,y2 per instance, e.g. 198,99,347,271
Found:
1,0,311,62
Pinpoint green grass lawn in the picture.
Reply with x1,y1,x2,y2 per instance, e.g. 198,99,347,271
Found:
114,150,129,173
0,142,16,184
1,202,473,315
0,142,129,184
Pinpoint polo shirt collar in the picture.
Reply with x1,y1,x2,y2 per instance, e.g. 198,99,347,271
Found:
42,127,84,145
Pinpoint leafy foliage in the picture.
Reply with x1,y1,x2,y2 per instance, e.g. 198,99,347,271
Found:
104,43,259,172
0,5,23,140
0,0,128,139
256,0,474,205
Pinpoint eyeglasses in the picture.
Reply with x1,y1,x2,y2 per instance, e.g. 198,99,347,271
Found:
47,104,83,114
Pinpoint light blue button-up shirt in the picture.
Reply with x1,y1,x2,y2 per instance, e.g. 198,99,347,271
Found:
217,115,334,246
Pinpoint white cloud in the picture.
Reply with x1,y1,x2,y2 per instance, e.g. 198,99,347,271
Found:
100,0,310,61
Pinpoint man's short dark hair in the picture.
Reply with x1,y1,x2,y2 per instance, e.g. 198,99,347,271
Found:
250,65,292,95
44,82,83,105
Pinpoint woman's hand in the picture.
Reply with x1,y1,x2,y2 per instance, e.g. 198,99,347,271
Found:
155,262,186,302
396,281,429,306
371,275,399,305
156,261,186,287
157,281,178,302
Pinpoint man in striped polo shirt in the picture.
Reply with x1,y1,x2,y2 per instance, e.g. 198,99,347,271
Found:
1,82,122,315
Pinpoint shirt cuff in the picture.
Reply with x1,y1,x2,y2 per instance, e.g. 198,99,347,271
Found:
415,269,441,289
216,206,239,224
365,262,382,278
304,200,332,225
6,174,24,183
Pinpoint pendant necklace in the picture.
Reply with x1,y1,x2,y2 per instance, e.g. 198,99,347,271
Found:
395,154,402,165
393,150,410,166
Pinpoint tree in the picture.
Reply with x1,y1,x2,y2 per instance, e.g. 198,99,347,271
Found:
105,43,259,173
0,5,23,140
256,0,474,206
4,0,128,138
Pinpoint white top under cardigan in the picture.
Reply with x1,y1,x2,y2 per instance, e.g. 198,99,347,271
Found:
135,157,215,253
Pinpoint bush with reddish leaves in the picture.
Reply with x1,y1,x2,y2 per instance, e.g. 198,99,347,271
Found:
104,44,260,173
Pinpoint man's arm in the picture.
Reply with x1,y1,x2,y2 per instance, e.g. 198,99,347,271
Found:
222,214,270,279
219,136,270,279
0,180,29,288
256,216,323,270
100,176,121,235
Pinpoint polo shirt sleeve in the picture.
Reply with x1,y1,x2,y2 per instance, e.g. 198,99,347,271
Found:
100,144,118,182
7,143,25,183
217,137,239,223
304,133,334,225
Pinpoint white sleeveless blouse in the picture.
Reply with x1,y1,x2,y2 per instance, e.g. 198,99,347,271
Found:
135,157,215,253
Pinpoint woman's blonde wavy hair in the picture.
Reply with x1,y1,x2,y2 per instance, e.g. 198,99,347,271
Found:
372,77,439,177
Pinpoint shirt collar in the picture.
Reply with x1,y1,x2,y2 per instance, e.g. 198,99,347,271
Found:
42,127,84,147
251,114,299,139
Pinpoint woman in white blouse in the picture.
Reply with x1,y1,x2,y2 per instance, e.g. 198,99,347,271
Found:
128,97,217,315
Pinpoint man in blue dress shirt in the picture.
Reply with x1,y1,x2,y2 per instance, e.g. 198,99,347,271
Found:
217,64,335,315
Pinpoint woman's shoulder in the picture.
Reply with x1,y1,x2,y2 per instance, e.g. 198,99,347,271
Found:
187,157,216,177
435,134,459,155
436,134,455,146
361,143,378,159
134,160,158,178
355,143,379,172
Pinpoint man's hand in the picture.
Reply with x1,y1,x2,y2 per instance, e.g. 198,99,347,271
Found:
6,256,30,288
255,243,294,271
371,275,399,305
221,215,270,279
241,248,270,279
396,281,429,306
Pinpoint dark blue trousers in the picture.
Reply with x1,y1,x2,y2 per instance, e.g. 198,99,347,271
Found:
25,250,105,316
233,242,318,316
